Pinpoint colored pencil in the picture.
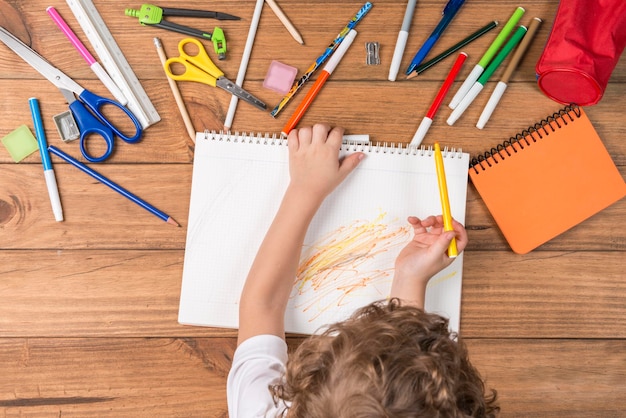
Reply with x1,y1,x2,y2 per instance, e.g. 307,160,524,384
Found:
265,0,304,44
48,145,179,226
282,30,357,136
405,0,466,75
270,2,372,118
224,0,264,130
406,20,497,79
154,37,195,142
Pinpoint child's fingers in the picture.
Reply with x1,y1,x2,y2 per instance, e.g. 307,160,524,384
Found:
452,219,469,252
326,125,345,148
339,152,364,177
432,231,457,257
287,129,300,152
297,126,313,146
421,215,439,229
311,123,332,144
407,216,420,226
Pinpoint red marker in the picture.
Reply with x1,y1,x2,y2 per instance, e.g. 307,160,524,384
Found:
410,52,467,147
282,30,357,136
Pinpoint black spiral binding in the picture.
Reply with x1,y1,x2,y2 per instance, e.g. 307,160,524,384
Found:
469,104,582,174
201,131,466,158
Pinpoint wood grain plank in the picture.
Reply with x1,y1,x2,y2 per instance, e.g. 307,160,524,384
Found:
1,163,624,251
0,80,625,163
0,250,624,338
0,1,567,80
0,337,624,417
0,337,234,417
0,164,191,249
0,0,625,416
464,339,626,417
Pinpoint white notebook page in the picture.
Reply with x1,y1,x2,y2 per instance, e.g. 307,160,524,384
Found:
179,132,469,334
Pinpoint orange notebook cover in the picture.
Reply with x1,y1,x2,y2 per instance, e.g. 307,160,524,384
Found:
469,105,626,254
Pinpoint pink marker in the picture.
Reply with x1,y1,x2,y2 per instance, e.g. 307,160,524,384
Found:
47,6,128,105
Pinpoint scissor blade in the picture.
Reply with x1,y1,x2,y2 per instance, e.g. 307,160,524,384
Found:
216,77,267,111
0,25,83,94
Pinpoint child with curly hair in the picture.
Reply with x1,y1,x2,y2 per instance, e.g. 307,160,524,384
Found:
227,124,498,417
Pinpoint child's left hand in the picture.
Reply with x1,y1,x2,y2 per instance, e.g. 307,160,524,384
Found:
287,124,364,205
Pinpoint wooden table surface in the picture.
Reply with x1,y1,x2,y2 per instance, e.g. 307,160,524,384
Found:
1,0,625,416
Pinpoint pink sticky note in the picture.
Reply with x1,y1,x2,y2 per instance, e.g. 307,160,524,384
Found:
263,60,298,94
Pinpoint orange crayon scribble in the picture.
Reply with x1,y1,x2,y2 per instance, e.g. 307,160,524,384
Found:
293,211,411,321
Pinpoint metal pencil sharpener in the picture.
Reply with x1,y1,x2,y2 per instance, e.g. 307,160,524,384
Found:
365,42,380,65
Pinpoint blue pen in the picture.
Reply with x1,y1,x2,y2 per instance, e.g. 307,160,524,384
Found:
29,97,64,222
405,0,466,75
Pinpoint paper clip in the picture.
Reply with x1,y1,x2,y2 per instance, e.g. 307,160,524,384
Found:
365,41,380,65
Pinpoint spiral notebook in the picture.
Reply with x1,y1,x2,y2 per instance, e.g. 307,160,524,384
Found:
179,132,470,334
469,105,626,254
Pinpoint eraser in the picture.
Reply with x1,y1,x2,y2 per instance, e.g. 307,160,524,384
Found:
263,60,298,94
1,124,39,162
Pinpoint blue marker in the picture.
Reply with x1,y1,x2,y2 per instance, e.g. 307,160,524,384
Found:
29,97,64,222
405,0,466,75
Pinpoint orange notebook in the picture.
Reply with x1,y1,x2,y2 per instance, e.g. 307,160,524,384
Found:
469,105,626,254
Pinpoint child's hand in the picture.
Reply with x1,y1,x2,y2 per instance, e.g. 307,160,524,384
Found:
287,124,364,204
391,216,468,307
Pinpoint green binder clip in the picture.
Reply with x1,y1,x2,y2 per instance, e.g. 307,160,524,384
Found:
125,4,238,59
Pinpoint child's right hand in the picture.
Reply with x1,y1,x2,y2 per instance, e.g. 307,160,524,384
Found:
286,124,364,206
390,215,468,307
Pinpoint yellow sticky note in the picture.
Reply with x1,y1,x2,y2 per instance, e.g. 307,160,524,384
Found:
1,125,39,162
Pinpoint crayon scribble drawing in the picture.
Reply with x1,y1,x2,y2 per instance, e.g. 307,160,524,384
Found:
292,211,412,321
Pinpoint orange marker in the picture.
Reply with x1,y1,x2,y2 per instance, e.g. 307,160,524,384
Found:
281,30,357,136
434,142,458,257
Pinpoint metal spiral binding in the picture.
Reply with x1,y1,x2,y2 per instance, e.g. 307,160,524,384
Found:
469,104,582,174
202,130,286,146
200,131,464,157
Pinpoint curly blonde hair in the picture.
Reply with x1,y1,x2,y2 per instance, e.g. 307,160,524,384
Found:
271,299,498,417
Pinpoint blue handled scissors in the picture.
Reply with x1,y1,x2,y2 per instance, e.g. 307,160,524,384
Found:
0,25,142,162
164,38,266,111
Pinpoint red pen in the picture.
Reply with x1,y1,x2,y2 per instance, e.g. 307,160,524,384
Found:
410,52,467,146
282,30,357,136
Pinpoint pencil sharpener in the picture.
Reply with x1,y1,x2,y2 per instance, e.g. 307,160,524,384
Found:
52,110,80,142
365,42,380,65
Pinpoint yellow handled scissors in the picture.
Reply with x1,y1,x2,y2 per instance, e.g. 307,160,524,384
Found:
164,38,266,111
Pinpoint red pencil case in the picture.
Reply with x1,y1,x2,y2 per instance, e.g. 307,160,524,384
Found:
535,0,626,106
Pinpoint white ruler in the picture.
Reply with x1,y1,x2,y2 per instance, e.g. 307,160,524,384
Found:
66,0,160,129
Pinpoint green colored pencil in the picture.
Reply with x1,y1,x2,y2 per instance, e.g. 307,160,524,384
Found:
407,20,498,79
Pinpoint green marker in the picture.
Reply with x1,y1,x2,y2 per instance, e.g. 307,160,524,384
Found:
447,25,528,126
449,6,526,109
478,25,528,84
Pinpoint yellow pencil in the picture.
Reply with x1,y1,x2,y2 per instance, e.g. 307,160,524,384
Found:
434,142,458,257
